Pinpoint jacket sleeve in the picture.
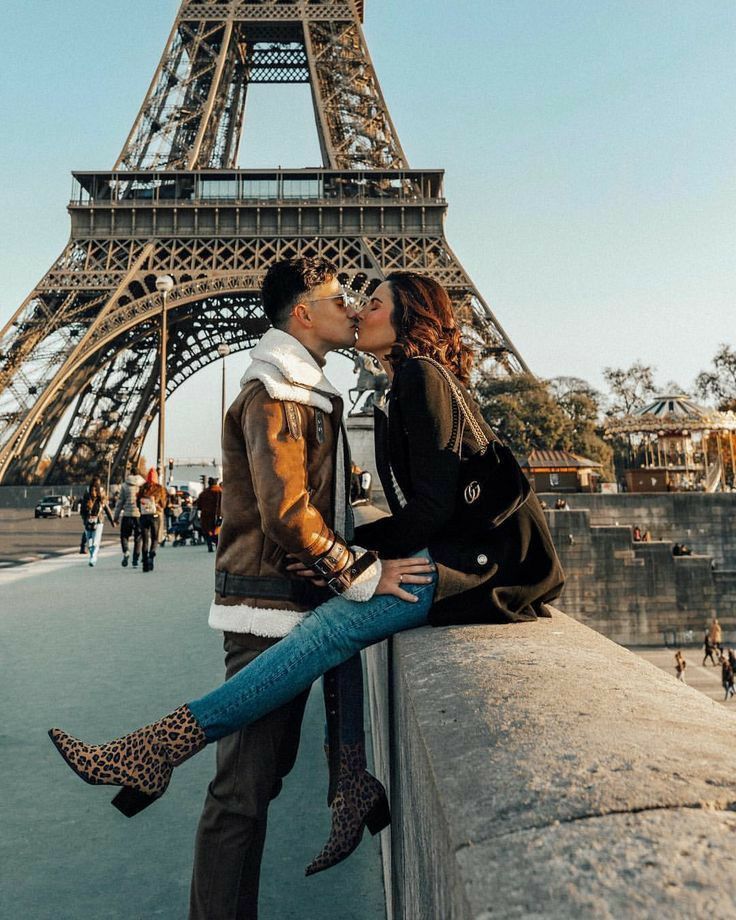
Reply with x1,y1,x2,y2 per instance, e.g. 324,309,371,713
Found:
354,360,460,557
242,389,365,589
114,482,123,523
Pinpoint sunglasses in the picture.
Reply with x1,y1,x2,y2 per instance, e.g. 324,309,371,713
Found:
304,288,366,315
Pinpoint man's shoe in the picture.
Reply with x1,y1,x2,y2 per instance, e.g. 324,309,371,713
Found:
121,554,129,568
132,555,139,568
48,705,207,817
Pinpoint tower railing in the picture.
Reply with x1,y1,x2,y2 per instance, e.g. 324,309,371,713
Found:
69,169,446,207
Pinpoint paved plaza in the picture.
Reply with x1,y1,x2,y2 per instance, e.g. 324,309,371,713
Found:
1,540,385,920
0,509,98,567
632,645,736,707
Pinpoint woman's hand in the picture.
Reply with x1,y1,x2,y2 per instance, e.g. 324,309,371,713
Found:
286,555,435,602
375,558,435,602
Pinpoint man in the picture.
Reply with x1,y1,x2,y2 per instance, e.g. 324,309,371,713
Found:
195,477,222,552
189,257,381,919
113,463,144,568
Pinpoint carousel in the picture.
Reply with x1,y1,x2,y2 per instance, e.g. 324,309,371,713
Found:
604,394,736,492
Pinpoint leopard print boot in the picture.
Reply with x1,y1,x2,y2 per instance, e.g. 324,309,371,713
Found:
48,704,207,817
305,742,390,876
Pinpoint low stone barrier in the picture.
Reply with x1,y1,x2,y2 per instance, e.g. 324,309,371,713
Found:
0,484,85,508
365,609,736,919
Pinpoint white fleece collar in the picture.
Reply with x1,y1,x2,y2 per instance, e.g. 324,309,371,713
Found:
240,328,340,413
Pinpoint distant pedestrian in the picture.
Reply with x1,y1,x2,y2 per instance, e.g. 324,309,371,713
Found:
632,526,642,542
195,478,222,553
164,487,179,540
80,476,115,568
136,468,168,573
674,650,686,683
350,463,362,503
721,655,735,700
359,468,373,504
729,648,736,673
641,530,652,542
709,617,723,652
703,631,717,666
114,465,144,568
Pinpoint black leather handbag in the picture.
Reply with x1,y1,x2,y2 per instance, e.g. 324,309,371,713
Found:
414,357,531,531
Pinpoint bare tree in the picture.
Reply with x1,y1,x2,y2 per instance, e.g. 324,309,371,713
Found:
696,345,736,411
603,361,658,416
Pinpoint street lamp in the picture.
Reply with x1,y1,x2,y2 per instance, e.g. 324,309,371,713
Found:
105,410,120,494
217,343,231,445
155,274,174,484
105,448,115,496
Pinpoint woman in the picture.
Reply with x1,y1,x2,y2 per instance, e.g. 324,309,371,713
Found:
79,475,115,567
49,272,564,867
137,468,168,572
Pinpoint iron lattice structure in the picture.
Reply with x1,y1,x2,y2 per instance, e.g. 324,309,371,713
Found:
0,0,529,485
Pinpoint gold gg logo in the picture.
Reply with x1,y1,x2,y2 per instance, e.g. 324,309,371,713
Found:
464,481,481,504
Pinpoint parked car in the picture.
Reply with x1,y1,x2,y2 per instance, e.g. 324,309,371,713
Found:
34,495,72,519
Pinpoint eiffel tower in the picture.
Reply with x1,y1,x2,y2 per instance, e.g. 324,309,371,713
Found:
0,0,529,486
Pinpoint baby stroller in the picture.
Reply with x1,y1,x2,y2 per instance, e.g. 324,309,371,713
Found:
171,508,203,547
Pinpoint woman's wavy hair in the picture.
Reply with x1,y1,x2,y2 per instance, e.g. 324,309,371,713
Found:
385,272,473,385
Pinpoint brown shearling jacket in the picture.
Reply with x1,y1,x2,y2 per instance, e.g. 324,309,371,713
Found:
213,379,353,624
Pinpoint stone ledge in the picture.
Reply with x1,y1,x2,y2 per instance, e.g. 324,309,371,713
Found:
365,609,736,919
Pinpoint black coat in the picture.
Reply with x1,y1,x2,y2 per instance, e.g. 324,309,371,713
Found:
354,358,565,626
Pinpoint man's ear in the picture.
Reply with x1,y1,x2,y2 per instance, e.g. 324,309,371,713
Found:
290,302,312,329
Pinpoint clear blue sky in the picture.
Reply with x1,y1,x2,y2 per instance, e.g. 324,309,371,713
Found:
1,0,734,459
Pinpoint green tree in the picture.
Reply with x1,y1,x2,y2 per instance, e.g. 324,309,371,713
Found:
471,373,613,479
473,374,572,456
548,376,614,476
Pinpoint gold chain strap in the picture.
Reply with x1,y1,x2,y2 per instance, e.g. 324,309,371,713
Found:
413,357,489,449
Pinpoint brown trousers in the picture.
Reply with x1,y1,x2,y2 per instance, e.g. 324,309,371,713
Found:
188,633,310,920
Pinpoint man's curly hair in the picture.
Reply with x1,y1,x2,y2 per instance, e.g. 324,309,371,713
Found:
261,257,337,329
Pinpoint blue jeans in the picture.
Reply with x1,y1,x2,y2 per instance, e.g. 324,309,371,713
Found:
189,554,436,741
324,653,365,749
85,521,104,565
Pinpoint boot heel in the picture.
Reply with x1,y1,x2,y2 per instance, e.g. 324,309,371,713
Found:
365,792,391,835
112,786,158,817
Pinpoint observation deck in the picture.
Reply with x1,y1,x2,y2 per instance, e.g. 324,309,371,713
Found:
68,169,447,239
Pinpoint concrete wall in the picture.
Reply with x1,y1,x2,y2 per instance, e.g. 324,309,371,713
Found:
543,495,736,644
346,415,389,513
366,611,736,920
0,485,86,509
540,493,736,568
